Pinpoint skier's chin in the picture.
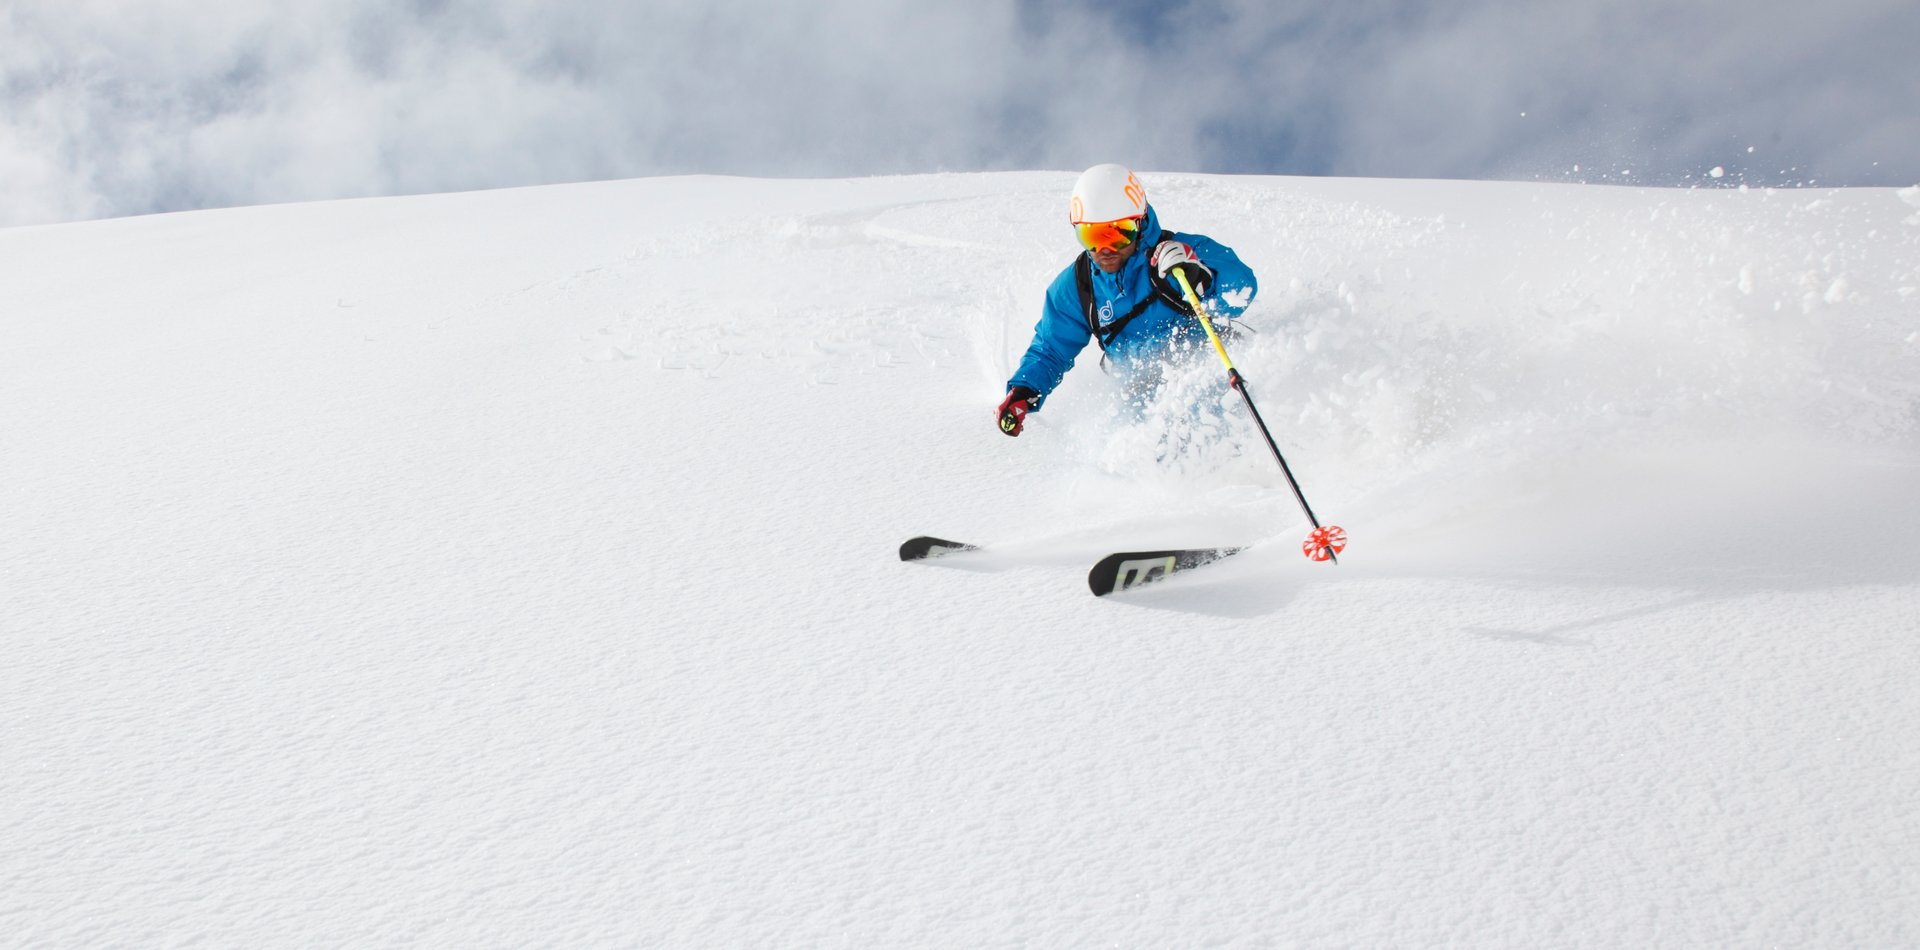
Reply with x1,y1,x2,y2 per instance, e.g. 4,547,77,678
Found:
1092,249,1128,272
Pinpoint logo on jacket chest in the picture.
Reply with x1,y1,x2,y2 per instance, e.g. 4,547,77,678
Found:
1097,288,1128,326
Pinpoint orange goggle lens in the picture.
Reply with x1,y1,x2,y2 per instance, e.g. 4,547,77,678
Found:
1075,217,1142,252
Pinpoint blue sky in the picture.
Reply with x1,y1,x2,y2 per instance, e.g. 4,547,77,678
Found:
3,0,1915,226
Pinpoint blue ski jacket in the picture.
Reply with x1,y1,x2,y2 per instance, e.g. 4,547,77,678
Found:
1008,204,1256,406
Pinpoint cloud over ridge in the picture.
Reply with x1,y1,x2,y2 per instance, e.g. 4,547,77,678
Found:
3,0,1915,226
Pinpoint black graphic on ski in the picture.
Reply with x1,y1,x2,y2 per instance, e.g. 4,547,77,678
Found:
899,536,980,561
1089,547,1243,596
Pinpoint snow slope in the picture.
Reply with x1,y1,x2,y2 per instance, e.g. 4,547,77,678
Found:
4,172,1918,946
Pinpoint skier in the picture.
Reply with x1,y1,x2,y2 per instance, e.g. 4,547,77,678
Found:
996,163,1258,437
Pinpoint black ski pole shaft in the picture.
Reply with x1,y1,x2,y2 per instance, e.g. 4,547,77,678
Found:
1226,369,1333,549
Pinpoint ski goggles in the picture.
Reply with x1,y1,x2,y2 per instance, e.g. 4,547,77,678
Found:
1075,216,1143,253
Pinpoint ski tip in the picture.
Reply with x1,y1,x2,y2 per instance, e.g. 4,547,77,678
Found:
1088,547,1242,596
1087,554,1139,596
899,536,979,562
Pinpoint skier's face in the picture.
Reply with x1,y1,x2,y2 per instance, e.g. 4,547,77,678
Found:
1076,215,1143,274
1090,239,1136,274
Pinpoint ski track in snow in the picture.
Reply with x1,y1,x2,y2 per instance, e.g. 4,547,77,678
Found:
3,172,1918,947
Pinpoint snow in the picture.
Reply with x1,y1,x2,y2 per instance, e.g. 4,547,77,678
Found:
4,171,1919,946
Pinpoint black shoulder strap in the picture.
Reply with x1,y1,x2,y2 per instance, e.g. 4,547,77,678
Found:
1074,255,1096,340
1074,253,1158,353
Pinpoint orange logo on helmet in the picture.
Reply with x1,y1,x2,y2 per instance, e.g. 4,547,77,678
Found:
1124,174,1145,211
1070,196,1084,221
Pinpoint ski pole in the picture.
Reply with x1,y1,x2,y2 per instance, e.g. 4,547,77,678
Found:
1171,268,1345,564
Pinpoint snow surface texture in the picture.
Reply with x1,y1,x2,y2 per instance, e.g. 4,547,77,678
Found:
4,172,1918,946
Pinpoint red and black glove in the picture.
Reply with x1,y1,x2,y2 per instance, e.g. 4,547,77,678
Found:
997,386,1038,436
1150,240,1213,313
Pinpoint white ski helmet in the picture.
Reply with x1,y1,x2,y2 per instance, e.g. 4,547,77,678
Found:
1069,163,1147,224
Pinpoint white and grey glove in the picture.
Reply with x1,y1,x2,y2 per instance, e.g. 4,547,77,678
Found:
1150,240,1213,311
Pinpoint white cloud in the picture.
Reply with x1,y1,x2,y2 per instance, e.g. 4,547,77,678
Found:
3,0,1915,226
